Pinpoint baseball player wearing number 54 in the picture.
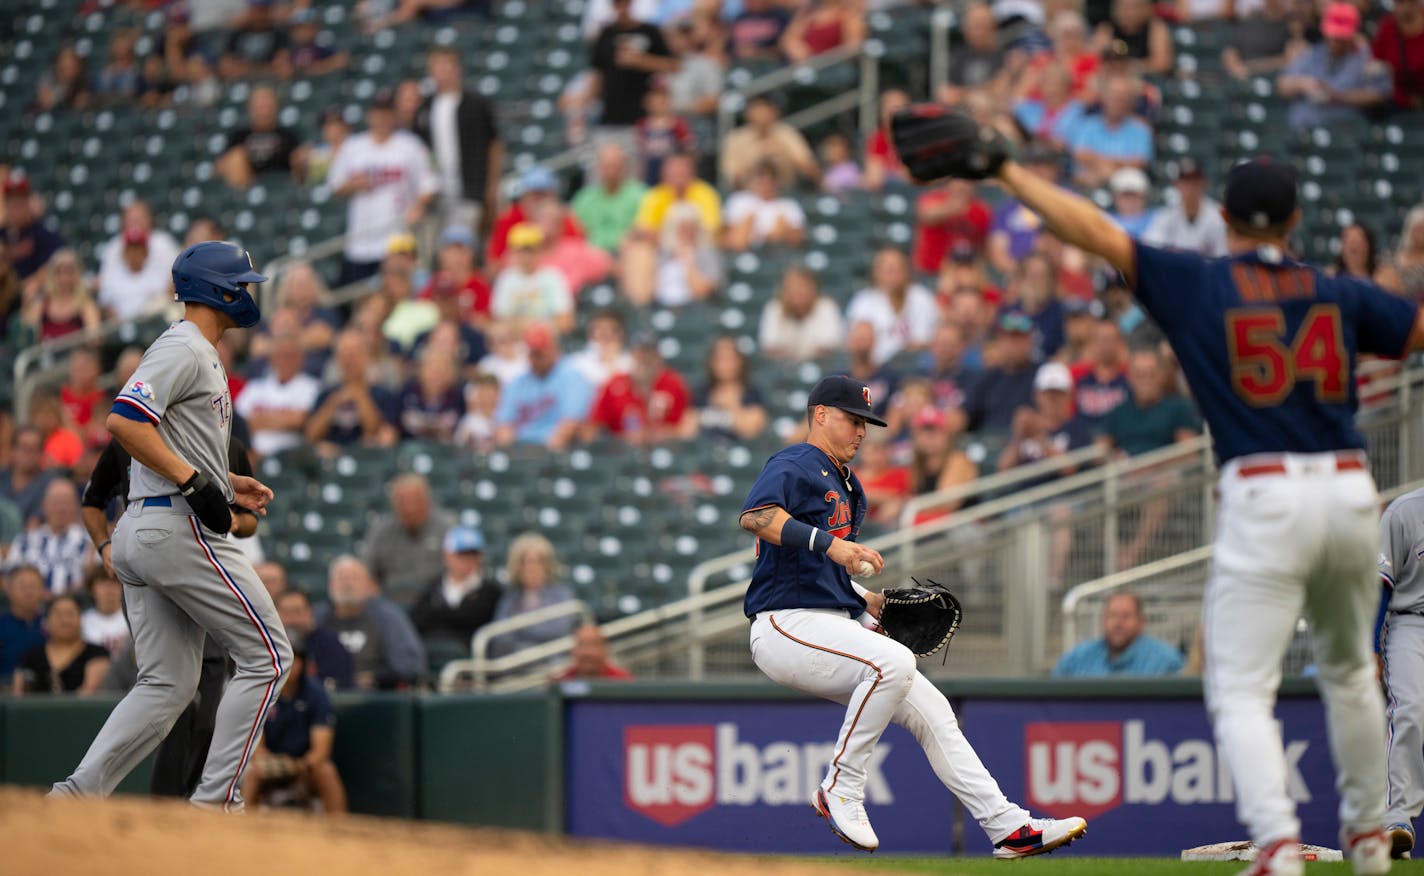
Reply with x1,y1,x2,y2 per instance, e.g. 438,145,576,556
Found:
739,375,1088,857
51,241,292,812
899,109,1424,874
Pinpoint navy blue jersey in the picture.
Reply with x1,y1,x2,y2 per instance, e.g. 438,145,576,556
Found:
741,443,869,617
1132,241,1417,465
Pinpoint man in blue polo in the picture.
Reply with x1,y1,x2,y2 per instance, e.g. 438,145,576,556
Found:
1053,591,1185,677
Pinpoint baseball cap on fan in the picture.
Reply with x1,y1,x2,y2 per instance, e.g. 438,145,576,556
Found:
1223,157,1299,231
2,172,30,198
443,526,485,554
1034,361,1074,393
1321,2,1361,39
807,375,888,427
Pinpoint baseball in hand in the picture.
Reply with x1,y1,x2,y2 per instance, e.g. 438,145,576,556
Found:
858,560,877,577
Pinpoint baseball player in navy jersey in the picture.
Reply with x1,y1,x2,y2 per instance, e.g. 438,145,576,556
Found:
981,154,1424,875
52,241,292,812
1378,486,1424,859
739,375,1088,856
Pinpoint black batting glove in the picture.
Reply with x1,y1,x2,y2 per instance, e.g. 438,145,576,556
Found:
180,471,233,535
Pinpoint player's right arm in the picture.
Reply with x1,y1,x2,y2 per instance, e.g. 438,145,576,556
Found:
106,415,204,488
738,505,885,575
996,160,1136,285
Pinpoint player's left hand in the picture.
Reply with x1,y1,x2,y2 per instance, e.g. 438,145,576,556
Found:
230,474,275,516
863,591,886,620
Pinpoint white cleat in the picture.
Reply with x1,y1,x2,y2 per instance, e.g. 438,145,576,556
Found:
1345,830,1392,875
1238,839,1303,876
811,789,879,852
992,816,1089,859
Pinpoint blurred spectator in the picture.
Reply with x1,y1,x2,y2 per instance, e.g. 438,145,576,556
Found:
0,238,19,337
30,393,83,470
80,566,128,655
419,225,492,327
302,107,350,186
305,329,400,453
97,199,181,321
1106,167,1155,239
413,318,488,380
477,320,531,386
0,565,47,685
1330,221,1379,280
491,224,575,333
635,85,696,187
414,47,502,232
781,0,866,64
535,201,614,293
1053,591,1184,676
846,247,939,365
584,333,691,445
569,311,633,389
275,589,355,690
23,249,100,342
235,333,321,457
633,152,722,237
913,180,991,275
374,0,488,29
1142,159,1227,256
649,203,724,307
841,321,899,422
376,237,439,352
588,0,678,148
241,640,347,815
666,17,726,118
1013,64,1085,148
318,556,424,690
856,429,911,525
274,7,349,79
256,262,341,372
10,479,89,595
1010,253,1067,361
330,88,438,286
905,407,977,521
819,132,862,193
572,144,648,253
60,349,106,448
580,0,659,38
1377,206,1424,299
12,595,109,695
721,96,819,190
724,161,807,251
988,143,1060,276
759,264,846,361
454,371,503,451
487,533,580,660
495,323,592,450
1070,76,1153,188
1093,0,1173,77
952,312,1041,435
1097,347,1199,458
34,44,91,113
1222,0,1297,81
96,29,143,103
1020,11,1100,102
1070,318,1131,427
997,361,1094,475
730,0,793,62
922,322,979,413
217,86,301,190
184,215,225,247
0,428,57,527
551,623,634,681
490,166,585,265
1374,0,1424,110
256,561,288,601
1278,3,1391,131
410,526,502,651
681,336,768,442
396,351,465,443
218,0,288,80
4,173,64,283
942,3,1012,105
864,89,911,191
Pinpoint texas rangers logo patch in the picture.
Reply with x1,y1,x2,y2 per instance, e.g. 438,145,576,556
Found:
128,381,154,401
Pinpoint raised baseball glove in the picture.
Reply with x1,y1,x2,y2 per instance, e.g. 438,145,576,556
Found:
890,104,1011,184
878,578,963,659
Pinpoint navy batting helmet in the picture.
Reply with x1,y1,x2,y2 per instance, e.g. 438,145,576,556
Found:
171,241,266,328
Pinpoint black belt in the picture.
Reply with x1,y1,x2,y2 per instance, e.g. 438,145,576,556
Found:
1389,609,1424,618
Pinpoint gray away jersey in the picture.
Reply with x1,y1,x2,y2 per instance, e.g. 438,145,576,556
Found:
1380,486,1424,613
113,320,235,503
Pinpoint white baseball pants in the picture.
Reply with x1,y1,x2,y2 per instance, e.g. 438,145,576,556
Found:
1203,452,1387,846
1384,612,1424,827
750,608,1031,843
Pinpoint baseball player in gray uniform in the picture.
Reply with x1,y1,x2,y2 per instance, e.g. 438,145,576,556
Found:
1381,485,1424,859
51,241,292,812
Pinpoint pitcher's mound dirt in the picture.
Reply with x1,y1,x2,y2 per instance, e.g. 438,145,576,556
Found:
0,787,863,876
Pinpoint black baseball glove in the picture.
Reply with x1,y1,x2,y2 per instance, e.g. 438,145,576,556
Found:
890,104,1011,184
878,578,963,658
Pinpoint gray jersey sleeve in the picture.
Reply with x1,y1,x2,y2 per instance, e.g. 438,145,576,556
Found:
114,337,197,424
1382,488,1424,612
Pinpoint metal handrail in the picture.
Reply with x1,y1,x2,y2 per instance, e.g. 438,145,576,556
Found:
898,443,1108,529
441,598,592,691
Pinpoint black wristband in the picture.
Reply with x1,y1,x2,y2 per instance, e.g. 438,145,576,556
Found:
180,470,233,535
96,539,111,553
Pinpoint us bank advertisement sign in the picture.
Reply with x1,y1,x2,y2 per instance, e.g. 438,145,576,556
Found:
961,698,1338,856
564,701,955,853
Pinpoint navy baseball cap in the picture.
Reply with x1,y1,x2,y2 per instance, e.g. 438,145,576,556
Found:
808,375,888,427
1224,157,1298,231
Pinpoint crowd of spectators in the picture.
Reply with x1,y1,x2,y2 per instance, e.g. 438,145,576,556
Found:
4,0,1424,688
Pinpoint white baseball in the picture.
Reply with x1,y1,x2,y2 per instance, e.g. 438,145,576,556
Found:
858,560,877,577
